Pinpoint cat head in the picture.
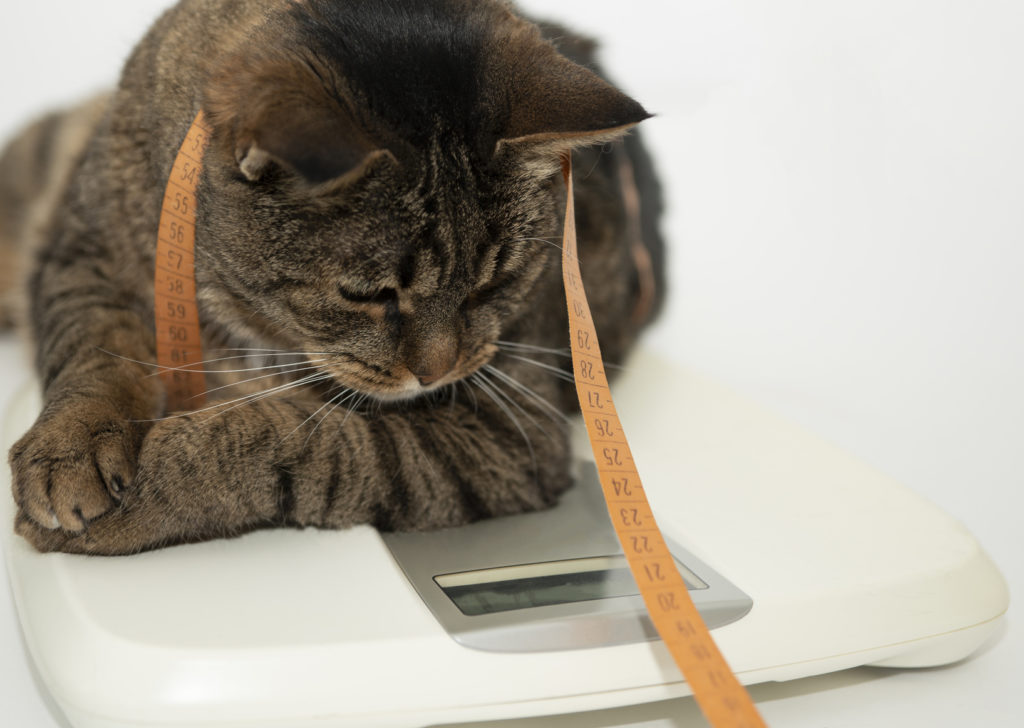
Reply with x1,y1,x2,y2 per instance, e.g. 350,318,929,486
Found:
199,0,649,401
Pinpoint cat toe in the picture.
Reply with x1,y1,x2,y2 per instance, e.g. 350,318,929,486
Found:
22,496,60,531
8,449,62,530
15,512,72,553
93,431,137,502
48,461,117,532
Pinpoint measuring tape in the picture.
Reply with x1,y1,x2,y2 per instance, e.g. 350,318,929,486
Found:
155,115,766,726
154,111,211,411
561,157,767,727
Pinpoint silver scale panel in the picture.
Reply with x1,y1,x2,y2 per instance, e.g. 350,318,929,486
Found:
383,463,753,652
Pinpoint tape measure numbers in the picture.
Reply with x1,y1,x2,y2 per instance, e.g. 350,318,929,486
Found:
561,157,767,728
154,111,211,411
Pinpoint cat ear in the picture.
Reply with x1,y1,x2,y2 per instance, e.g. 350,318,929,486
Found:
229,104,380,184
495,31,651,154
204,51,381,184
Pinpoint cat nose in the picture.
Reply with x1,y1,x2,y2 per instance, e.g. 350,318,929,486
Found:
408,339,459,387
414,369,447,386
411,360,455,386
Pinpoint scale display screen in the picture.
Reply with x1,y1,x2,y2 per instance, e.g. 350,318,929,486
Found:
435,555,708,616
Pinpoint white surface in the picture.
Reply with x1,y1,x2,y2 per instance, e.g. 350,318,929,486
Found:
1,1,1021,727
0,351,1008,727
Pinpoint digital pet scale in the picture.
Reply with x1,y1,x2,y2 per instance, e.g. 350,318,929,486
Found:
0,349,1009,728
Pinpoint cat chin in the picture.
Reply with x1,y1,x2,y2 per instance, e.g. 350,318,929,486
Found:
363,379,449,404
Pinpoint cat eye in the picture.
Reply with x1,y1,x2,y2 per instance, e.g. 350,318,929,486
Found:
339,285,397,306
473,243,517,294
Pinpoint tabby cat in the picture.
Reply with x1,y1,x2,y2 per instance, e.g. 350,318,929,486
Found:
0,0,664,555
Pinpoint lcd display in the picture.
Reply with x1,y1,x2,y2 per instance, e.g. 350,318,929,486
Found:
435,556,707,616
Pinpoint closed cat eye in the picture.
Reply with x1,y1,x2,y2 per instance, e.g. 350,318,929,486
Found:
338,285,397,305
473,243,515,290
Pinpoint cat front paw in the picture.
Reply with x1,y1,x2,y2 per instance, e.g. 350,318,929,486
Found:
9,402,147,534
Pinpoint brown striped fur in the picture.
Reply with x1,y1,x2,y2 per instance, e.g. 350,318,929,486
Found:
1,0,665,554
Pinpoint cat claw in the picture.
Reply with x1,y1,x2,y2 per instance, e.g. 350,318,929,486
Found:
42,510,60,530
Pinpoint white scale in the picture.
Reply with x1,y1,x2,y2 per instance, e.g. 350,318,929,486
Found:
0,349,1008,728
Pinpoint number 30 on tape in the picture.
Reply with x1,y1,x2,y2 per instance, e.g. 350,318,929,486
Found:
561,157,767,728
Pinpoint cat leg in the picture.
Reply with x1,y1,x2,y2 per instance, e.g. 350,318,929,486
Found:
9,252,164,533
18,367,571,555
1,93,159,533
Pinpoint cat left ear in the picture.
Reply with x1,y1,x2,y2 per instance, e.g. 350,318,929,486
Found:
204,50,382,185
228,104,380,184
495,31,651,154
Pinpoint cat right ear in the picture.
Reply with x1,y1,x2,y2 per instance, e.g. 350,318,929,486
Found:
203,50,383,185
493,25,652,157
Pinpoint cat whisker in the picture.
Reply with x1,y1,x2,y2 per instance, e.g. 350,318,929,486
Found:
460,379,479,414
512,236,581,264
320,388,363,426
97,348,330,376
497,341,627,373
219,359,332,375
135,371,334,422
171,357,329,376
470,372,537,472
194,372,336,422
299,387,362,448
196,362,329,399
496,341,571,358
340,392,372,428
207,348,341,358
483,364,571,426
202,350,288,356
514,235,560,244
96,348,242,376
500,353,576,383
279,384,351,444
479,369,563,443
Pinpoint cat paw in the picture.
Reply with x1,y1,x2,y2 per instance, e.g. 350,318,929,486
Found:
9,403,146,534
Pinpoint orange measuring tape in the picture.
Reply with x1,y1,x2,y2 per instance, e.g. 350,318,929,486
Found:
154,111,211,411
155,115,766,726
561,157,767,728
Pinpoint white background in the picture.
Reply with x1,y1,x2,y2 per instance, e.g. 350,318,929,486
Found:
0,1,1020,726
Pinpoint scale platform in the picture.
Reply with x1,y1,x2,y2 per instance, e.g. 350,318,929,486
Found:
0,349,1009,728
